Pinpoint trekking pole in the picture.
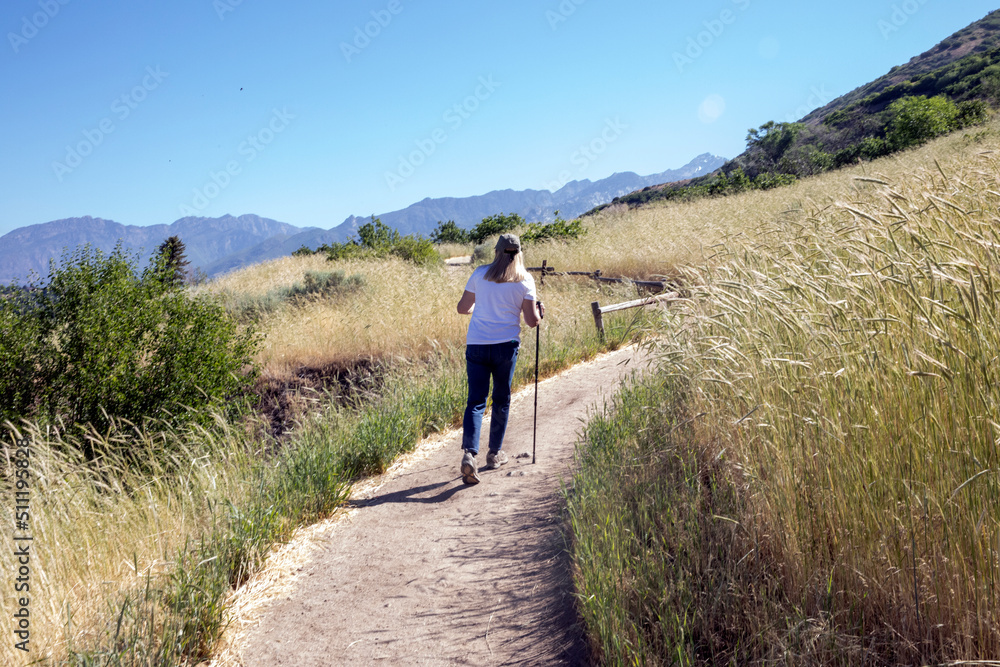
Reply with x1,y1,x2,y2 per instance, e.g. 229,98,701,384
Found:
532,298,543,464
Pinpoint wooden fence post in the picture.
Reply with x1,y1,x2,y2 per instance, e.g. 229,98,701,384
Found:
541,259,547,287
591,301,605,342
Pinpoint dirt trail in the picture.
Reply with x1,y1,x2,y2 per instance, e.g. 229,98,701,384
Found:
229,345,649,666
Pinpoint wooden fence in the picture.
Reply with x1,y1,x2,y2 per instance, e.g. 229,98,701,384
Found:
590,291,680,341
526,260,681,340
527,261,667,292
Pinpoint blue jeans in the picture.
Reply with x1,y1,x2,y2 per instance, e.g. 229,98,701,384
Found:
462,340,520,455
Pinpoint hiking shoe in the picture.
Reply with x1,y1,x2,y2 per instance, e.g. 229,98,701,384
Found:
486,449,509,469
461,450,480,485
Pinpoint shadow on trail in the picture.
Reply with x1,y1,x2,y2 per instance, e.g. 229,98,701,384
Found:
351,479,471,506
352,464,520,507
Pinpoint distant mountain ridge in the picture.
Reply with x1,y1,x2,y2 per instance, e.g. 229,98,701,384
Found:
0,214,313,283
328,153,725,238
0,153,725,282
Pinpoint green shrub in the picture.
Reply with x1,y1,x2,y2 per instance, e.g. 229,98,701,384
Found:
324,241,369,262
858,135,892,160
0,289,42,424
751,171,798,190
521,215,586,243
285,270,365,299
390,235,439,265
226,290,285,321
745,121,806,172
431,220,470,244
0,245,260,449
809,149,834,172
323,216,439,265
469,212,524,245
228,271,366,321
886,94,960,149
356,216,400,251
956,98,991,127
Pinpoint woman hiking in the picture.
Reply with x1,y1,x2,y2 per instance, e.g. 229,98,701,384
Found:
456,233,544,484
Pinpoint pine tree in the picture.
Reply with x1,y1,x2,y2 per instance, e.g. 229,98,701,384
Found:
155,236,190,287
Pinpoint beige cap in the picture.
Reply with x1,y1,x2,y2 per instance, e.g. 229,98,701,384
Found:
495,233,521,254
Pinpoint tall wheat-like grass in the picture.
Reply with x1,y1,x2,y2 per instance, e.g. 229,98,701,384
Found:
570,123,1000,662
0,417,260,665
434,243,471,260
201,252,641,378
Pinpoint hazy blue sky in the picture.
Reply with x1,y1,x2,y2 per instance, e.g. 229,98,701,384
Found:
2,0,997,235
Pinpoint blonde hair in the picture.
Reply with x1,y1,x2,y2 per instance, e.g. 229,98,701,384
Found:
484,248,530,283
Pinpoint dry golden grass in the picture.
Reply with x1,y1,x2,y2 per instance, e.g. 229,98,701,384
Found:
201,251,638,381
434,242,471,260
0,418,258,665
570,120,1000,662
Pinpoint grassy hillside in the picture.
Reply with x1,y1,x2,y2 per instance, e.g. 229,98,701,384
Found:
596,9,1000,213
567,117,1000,664
802,9,1000,124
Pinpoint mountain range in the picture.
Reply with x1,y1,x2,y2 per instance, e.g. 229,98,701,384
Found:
0,153,725,283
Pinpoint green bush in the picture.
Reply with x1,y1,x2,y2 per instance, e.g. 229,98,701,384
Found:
956,98,991,127
858,135,892,160
323,240,369,262
285,270,365,299
469,212,524,245
886,94,960,149
323,216,439,265
809,149,835,172
0,245,259,448
521,215,586,243
0,289,42,425
356,216,399,251
751,171,798,190
228,271,365,321
431,220,470,244
745,121,806,172
390,235,439,265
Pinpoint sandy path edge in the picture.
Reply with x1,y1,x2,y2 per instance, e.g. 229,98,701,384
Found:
211,345,651,666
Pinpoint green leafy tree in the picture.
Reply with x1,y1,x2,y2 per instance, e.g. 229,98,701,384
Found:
0,287,42,426
886,95,960,149
979,71,1000,105
744,121,806,173
431,220,470,244
0,244,259,456
356,216,400,250
469,213,524,245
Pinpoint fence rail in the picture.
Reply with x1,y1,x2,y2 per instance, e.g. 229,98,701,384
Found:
590,292,680,341
525,259,681,340
527,263,668,291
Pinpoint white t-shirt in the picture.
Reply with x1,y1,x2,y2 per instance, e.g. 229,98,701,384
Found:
464,265,537,345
